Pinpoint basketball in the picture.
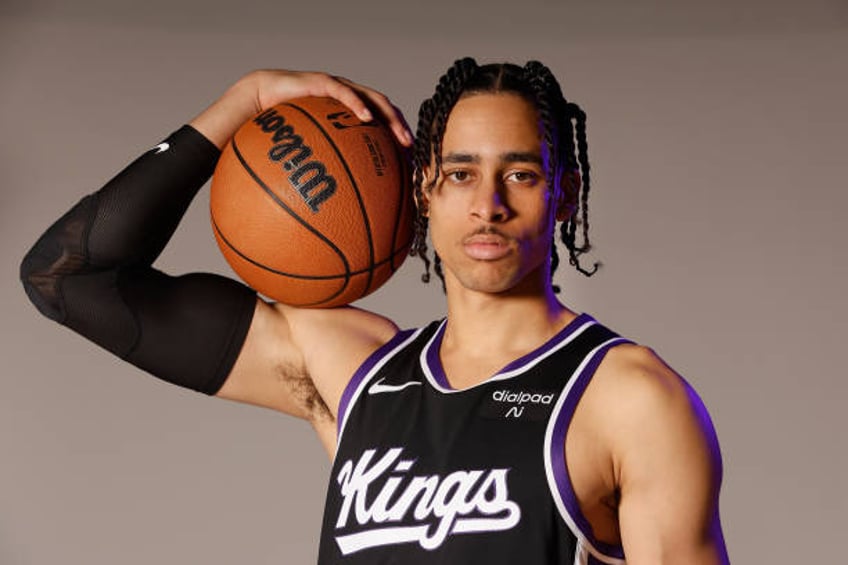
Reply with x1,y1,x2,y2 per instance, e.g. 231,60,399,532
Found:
210,96,414,308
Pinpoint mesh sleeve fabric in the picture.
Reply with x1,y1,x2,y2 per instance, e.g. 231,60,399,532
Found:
20,125,257,395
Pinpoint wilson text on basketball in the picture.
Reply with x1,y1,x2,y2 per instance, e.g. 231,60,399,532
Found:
253,108,337,212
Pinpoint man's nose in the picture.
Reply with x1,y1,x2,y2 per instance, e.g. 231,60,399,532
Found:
470,178,510,222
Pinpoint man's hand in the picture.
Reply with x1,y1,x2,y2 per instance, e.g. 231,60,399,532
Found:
190,69,413,149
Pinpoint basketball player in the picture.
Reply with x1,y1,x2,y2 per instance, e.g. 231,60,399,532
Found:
21,60,729,564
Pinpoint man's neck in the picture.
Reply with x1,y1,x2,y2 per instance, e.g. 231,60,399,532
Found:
438,278,578,387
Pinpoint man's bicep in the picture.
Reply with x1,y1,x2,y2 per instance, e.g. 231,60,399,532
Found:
216,301,399,425
215,299,322,420
610,352,728,564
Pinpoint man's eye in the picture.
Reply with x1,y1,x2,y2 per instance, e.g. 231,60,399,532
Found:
446,170,470,182
508,171,539,184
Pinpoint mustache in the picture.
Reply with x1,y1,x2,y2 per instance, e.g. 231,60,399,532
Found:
462,226,512,243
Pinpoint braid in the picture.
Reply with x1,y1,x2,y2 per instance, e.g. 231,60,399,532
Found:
567,104,599,275
550,234,561,294
522,61,598,279
412,57,599,290
410,98,435,282
433,254,446,293
411,57,478,285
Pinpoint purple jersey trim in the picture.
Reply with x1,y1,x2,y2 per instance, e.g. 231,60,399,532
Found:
335,328,420,440
588,554,610,565
546,337,632,562
421,313,596,393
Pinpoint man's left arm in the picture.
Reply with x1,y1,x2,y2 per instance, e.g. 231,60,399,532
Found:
604,346,730,564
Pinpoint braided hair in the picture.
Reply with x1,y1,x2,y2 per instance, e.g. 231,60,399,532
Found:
409,58,599,290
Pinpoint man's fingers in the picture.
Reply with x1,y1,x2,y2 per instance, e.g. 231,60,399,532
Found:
257,71,412,147
334,77,413,146
311,74,373,122
363,90,414,147
391,103,415,146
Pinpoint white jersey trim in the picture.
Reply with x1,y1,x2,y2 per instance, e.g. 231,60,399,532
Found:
419,316,597,394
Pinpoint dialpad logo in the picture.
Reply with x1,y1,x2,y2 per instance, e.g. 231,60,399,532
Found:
333,447,521,554
480,389,558,420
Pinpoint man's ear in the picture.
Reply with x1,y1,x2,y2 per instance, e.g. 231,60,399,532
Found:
555,169,580,222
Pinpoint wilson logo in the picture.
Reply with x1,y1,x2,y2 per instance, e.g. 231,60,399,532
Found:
334,447,521,554
253,108,336,212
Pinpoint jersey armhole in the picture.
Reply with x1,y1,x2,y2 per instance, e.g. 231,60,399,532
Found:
544,337,632,565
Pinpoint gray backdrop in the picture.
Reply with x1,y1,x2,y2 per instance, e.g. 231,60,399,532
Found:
2,1,846,563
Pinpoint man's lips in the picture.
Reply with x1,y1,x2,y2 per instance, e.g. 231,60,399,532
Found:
462,231,512,260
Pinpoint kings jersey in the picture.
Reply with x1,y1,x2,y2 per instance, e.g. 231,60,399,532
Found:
317,313,631,565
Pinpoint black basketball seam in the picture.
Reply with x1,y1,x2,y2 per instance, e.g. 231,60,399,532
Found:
211,213,411,281
282,101,376,293
228,136,351,304
212,215,341,307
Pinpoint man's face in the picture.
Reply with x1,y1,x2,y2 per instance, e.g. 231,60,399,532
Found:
423,92,569,295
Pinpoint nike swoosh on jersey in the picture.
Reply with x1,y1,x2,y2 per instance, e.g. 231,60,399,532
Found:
368,378,423,395
152,142,170,154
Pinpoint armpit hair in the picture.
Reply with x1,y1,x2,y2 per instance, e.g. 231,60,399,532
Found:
276,360,333,423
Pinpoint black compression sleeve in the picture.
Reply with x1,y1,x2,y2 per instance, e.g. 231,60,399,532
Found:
20,125,257,395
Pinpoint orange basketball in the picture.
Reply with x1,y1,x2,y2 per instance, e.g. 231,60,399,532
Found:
210,97,414,307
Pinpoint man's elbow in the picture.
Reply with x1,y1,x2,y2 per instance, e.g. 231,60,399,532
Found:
20,195,98,323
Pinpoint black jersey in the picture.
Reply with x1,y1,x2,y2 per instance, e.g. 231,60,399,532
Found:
318,313,631,565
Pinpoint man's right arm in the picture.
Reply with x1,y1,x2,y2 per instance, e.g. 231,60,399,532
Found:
19,122,255,396
20,70,412,428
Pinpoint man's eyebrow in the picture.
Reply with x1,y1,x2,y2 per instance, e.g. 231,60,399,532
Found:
500,151,543,165
442,151,543,165
441,151,543,165
442,152,479,164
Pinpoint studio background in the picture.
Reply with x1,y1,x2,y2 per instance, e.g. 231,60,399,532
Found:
2,1,846,563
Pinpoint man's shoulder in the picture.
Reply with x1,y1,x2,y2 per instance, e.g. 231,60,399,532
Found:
595,343,685,400
585,341,721,471
578,341,713,437
592,342,703,413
